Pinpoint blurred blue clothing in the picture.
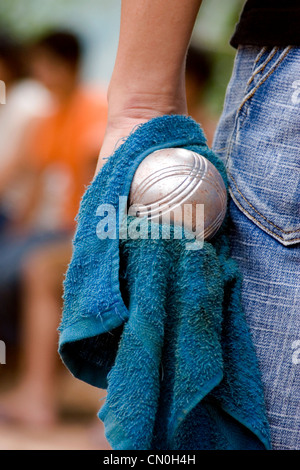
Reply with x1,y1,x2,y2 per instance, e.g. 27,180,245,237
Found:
0,226,70,347
0,229,70,287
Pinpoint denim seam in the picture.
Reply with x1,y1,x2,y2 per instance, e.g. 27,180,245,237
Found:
223,48,255,166
214,146,229,153
253,46,268,65
223,50,262,165
229,173,300,236
238,46,292,113
247,47,278,88
225,122,238,167
229,190,300,243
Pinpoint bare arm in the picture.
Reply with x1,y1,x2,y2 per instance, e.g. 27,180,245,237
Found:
96,0,202,172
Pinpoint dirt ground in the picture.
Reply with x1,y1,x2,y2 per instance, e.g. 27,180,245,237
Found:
0,367,112,450
0,419,111,450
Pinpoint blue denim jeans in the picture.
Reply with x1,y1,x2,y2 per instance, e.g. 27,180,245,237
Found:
212,46,300,450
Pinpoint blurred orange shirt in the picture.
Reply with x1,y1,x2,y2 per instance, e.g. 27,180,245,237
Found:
29,87,107,230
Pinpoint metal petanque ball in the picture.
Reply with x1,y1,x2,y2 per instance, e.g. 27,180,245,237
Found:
129,148,227,240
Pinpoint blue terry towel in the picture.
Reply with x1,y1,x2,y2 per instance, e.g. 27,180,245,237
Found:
58,115,271,450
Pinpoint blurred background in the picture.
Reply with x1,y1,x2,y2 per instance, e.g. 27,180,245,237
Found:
0,0,245,450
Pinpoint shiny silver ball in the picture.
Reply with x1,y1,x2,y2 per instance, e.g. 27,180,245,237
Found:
129,148,227,240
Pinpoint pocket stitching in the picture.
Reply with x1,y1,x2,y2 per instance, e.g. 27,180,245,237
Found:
229,171,300,235
224,47,291,166
229,190,300,243
223,46,299,243
247,46,278,88
238,46,292,114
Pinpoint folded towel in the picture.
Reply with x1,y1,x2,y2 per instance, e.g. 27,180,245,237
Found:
58,115,271,450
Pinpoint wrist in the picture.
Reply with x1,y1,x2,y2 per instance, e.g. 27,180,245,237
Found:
107,61,188,121
107,90,187,126
96,70,188,174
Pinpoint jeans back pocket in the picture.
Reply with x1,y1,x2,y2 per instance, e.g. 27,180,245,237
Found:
221,46,300,246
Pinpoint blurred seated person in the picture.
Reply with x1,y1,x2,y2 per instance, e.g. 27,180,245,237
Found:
0,32,53,350
0,31,53,233
0,30,108,428
185,44,217,146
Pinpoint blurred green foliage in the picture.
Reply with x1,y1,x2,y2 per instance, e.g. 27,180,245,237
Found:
192,0,245,115
0,0,116,37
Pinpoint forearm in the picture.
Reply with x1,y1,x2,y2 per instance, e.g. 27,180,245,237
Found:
97,0,202,171
109,0,202,117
